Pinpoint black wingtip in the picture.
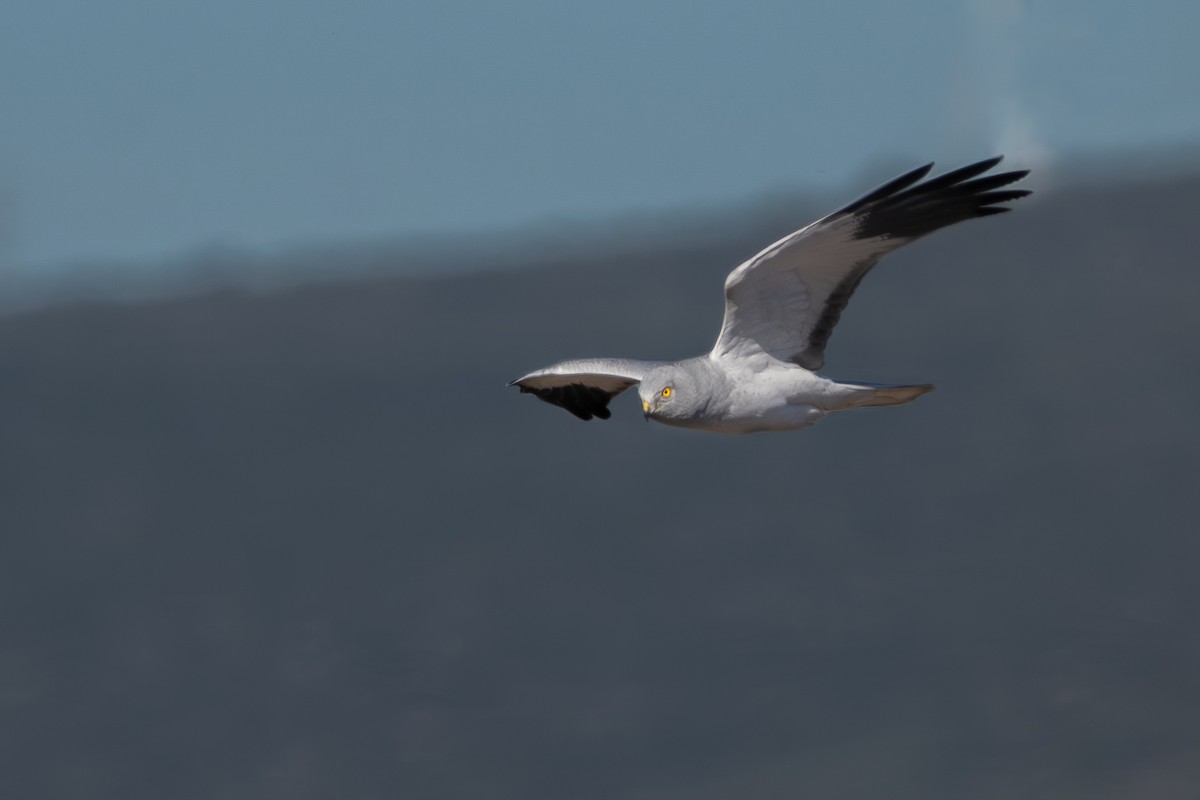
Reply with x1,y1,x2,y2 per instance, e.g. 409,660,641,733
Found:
838,162,935,216
520,382,620,422
843,155,1031,240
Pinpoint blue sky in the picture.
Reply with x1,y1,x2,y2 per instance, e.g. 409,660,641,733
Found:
1,0,1197,274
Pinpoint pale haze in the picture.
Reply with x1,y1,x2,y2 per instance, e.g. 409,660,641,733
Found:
1,0,1196,274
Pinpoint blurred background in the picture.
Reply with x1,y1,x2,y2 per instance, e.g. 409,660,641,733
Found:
2,2,1199,798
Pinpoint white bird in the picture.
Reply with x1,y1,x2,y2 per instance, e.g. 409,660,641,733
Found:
511,157,1030,434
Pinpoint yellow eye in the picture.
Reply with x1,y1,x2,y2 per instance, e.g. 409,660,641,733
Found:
661,387,672,398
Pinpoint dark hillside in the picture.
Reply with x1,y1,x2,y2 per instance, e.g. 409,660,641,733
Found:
1,174,1198,799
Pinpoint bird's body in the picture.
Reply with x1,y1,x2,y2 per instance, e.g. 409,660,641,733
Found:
634,356,927,434
511,157,1030,434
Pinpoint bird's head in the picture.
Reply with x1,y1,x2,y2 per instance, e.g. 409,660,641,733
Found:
638,365,703,423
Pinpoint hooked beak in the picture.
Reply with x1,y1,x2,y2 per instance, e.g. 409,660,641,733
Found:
642,400,651,421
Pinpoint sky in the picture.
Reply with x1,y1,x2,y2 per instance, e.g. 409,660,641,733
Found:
1,0,1198,276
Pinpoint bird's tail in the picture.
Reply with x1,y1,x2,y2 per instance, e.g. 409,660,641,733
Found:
837,381,935,409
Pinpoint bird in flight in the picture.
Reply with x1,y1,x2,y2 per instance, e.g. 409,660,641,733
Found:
511,157,1030,434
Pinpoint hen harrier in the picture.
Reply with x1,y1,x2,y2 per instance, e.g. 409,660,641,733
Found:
511,157,1029,434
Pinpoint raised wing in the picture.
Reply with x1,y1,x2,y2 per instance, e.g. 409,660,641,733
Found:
712,156,1030,370
510,358,665,421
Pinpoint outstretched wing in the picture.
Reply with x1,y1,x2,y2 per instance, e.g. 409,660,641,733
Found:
510,358,665,421
712,156,1030,370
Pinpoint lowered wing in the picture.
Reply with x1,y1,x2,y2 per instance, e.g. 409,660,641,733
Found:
510,358,665,421
711,156,1030,370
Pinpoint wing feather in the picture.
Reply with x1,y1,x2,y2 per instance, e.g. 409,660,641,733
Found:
712,157,1030,370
